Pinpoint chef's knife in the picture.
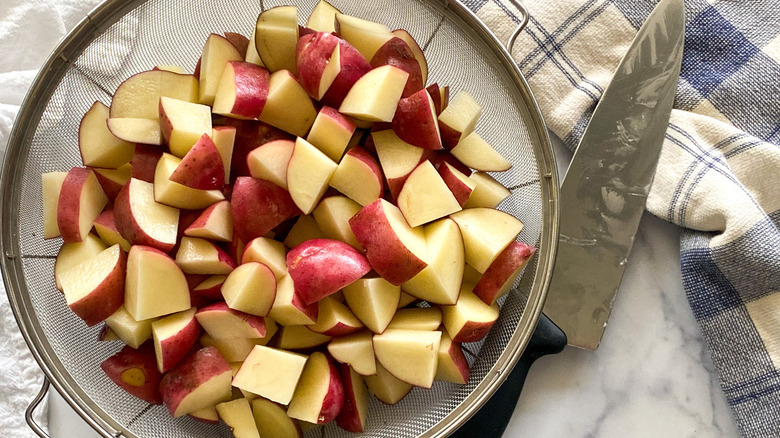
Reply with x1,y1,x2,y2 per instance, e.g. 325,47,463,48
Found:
542,0,685,350
454,0,684,435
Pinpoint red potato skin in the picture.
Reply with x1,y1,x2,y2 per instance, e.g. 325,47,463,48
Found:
159,104,176,148
431,151,471,176
386,174,413,202
185,200,229,235
219,119,293,179
131,144,163,183
320,105,357,136
385,149,436,201
191,276,225,303
113,181,176,253
281,285,320,324
185,273,212,308
302,299,321,325
440,86,450,112
426,83,443,115
68,248,126,326
57,167,102,243
437,163,473,207
345,146,383,191
362,132,376,156
446,341,471,384
101,343,163,404
299,25,316,37
370,37,424,98
391,88,442,150
188,290,212,309
179,209,202,230
320,323,361,338
320,187,344,202
189,410,220,425
313,355,345,424
221,61,270,119
224,32,250,58
158,315,202,373
179,201,219,238
221,183,234,200
296,32,340,99
474,242,536,306
213,242,238,271
196,301,267,337
370,121,392,133
438,121,463,151
319,40,372,108
311,320,362,337
172,237,235,274
348,200,427,285
230,177,300,242
159,346,232,417
286,239,371,305
176,209,203,247
392,29,427,80
169,133,225,190
336,364,366,433
220,233,245,263
426,83,450,116
93,170,125,202
93,209,120,236
186,273,209,291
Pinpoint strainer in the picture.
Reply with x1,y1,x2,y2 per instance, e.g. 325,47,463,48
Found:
1,0,558,436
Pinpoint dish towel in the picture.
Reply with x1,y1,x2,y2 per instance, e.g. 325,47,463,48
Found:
474,0,780,436
0,1,103,437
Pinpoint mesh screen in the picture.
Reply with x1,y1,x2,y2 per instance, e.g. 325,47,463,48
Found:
8,0,551,436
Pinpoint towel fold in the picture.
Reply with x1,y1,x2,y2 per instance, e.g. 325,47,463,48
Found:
475,1,780,436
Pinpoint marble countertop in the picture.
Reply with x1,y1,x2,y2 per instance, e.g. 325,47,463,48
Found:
47,136,741,438
508,210,738,438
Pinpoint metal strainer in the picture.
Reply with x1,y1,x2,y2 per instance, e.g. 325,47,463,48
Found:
1,0,558,436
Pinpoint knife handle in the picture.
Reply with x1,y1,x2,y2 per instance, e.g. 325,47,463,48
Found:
452,314,567,437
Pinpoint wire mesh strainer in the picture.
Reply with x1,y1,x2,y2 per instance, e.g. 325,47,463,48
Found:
1,0,558,436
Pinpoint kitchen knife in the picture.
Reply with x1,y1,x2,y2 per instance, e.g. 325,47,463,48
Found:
453,0,684,435
543,0,685,350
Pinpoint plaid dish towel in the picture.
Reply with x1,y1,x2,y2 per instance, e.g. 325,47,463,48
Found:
470,0,780,436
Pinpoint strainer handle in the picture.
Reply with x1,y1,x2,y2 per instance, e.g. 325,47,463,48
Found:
505,0,530,54
453,314,566,437
26,378,51,438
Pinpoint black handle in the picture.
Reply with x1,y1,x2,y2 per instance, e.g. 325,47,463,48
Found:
452,314,567,437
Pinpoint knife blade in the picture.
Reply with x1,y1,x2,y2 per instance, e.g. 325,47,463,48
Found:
542,0,685,350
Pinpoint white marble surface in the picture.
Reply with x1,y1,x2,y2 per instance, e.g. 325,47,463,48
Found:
505,138,740,438
46,136,742,438
509,215,739,437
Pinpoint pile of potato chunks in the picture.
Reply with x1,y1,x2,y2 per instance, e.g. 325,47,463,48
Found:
40,1,536,436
